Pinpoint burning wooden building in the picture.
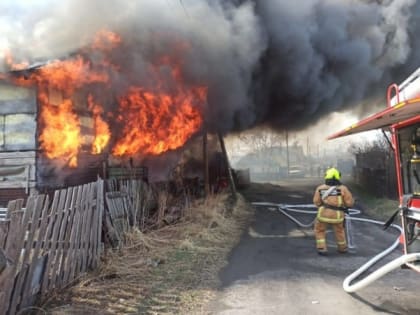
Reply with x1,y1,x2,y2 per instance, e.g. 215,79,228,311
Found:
0,30,214,206
0,82,38,205
0,73,111,206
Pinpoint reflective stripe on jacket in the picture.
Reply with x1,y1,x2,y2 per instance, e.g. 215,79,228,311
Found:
313,184,354,224
316,206,344,223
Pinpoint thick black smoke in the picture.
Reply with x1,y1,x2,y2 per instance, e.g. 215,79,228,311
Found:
252,0,418,131
1,0,420,134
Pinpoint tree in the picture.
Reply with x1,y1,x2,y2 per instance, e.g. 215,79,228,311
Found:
238,127,285,153
349,131,396,198
348,131,392,155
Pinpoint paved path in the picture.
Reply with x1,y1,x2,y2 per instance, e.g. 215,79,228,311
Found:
207,179,420,315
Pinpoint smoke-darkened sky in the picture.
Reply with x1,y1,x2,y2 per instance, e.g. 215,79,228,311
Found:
1,0,420,135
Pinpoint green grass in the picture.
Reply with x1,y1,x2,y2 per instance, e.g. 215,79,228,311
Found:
347,182,399,220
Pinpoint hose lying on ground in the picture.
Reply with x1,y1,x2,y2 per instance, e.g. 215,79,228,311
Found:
252,202,420,293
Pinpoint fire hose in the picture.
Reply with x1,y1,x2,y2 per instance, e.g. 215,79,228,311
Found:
252,202,420,293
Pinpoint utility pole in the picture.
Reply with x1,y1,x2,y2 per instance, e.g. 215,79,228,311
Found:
286,130,290,177
203,131,210,197
218,132,237,201
306,136,310,155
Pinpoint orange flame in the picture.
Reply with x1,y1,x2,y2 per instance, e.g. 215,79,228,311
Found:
4,50,30,71
5,30,207,166
112,85,206,156
91,30,122,51
88,94,111,154
34,56,109,93
111,41,206,157
12,55,110,167
39,99,81,167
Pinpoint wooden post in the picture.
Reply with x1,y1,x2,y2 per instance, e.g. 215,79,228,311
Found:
286,130,290,177
102,160,107,180
203,131,210,197
218,132,237,200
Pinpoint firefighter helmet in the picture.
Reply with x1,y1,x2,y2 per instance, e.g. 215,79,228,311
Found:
324,167,341,180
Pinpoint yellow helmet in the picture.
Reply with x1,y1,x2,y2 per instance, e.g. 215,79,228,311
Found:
324,167,341,180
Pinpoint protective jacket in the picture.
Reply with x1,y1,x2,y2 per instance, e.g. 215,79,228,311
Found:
313,184,354,224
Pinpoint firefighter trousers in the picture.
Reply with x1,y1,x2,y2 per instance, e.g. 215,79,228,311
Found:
314,219,347,252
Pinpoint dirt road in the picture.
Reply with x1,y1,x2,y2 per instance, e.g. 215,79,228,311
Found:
207,179,420,315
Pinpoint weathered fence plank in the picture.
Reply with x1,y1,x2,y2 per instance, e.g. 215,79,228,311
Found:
80,184,92,274
62,186,83,285
78,185,87,274
38,189,59,296
42,189,67,294
50,187,73,291
89,183,99,268
56,187,78,289
95,179,104,267
0,179,105,314
68,185,85,282
102,179,149,248
20,195,50,309
9,195,45,314
88,181,99,269
0,200,28,315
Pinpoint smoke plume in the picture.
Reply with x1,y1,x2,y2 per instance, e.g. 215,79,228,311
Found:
1,0,420,135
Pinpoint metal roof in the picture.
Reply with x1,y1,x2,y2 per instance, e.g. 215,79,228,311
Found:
328,99,420,139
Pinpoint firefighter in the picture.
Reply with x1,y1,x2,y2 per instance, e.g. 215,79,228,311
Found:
313,167,354,255
410,126,420,193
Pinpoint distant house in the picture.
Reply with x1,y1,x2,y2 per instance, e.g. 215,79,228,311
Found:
234,145,306,180
337,158,355,176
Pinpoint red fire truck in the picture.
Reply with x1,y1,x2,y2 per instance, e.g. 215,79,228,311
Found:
329,67,420,273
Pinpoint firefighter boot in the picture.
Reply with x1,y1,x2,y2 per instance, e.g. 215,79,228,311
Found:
317,248,328,256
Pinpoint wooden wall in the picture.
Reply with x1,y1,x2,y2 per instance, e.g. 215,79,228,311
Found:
0,83,37,151
0,83,37,205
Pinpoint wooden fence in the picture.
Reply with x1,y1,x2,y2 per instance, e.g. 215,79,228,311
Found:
0,179,104,315
104,179,151,246
354,150,397,198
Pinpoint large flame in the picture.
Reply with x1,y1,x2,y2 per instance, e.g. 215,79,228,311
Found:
39,99,81,167
6,55,109,167
35,56,109,93
88,94,111,155
112,86,206,156
4,30,206,167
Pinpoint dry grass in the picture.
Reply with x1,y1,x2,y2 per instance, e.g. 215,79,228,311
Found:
42,192,253,315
